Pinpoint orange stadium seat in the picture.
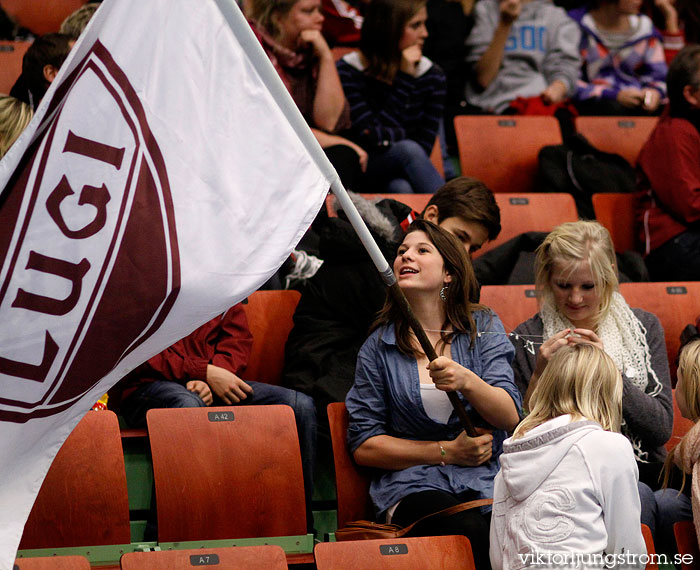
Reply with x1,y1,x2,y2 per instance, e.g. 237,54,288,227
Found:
475,193,578,257
14,556,91,570
454,116,562,193
642,524,659,570
478,285,539,333
241,290,301,386
575,116,658,167
327,402,373,530
314,535,476,570
19,411,131,550
120,546,289,570
0,40,30,95
592,193,636,253
0,0,85,36
619,282,700,381
674,521,700,570
147,405,312,563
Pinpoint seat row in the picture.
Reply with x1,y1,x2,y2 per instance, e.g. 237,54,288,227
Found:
481,281,700,383
14,406,476,568
0,38,655,198
15,520,684,570
328,190,643,256
327,191,580,258
16,535,476,569
18,407,314,567
328,400,695,570
17,402,683,570
329,49,655,190
16,287,699,567
200,284,700,388
453,115,656,193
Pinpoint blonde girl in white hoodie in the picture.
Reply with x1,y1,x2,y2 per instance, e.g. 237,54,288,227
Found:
490,343,647,570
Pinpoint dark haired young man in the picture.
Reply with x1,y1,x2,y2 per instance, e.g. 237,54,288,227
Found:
10,33,74,110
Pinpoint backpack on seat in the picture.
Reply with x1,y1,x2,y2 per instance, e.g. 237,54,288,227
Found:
537,133,636,219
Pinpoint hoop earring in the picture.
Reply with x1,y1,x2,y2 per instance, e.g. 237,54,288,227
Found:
439,285,448,302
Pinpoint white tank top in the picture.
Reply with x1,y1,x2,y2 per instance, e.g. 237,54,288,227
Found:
419,383,453,424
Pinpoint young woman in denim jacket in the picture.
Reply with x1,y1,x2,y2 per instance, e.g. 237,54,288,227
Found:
346,219,521,569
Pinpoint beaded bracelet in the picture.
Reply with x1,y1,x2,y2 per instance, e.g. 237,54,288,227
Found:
437,441,447,467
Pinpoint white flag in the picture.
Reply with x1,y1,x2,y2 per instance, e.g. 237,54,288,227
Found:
0,0,332,566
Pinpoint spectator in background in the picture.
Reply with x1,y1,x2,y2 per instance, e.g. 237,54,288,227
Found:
636,44,700,281
112,302,317,530
0,5,19,40
644,0,684,64
552,0,587,8
510,221,672,538
423,0,476,152
59,2,101,41
10,33,73,110
283,177,501,424
247,0,366,190
678,0,700,44
656,338,700,555
321,0,365,46
491,344,645,570
570,0,667,115
0,94,32,158
464,0,580,114
337,0,446,193
643,0,700,63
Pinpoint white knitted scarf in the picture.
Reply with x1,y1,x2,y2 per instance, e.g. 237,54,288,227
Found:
541,291,663,461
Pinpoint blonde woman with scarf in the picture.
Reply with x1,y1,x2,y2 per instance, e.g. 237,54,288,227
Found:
510,221,672,537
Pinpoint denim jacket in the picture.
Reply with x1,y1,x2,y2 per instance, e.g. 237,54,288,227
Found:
346,310,521,517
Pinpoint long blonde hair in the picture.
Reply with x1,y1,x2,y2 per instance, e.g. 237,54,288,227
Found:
513,343,623,439
0,95,32,158
535,221,618,329
661,339,700,491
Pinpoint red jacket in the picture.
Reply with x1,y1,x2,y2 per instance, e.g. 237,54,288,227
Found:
321,0,363,46
636,115,700,254
113,304,252,404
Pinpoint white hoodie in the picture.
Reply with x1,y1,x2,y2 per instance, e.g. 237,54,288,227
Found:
489,415,646,570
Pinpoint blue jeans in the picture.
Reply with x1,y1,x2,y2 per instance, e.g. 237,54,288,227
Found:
121,379,317,528
366,139,444,194
654,487,693,554
639,481,658,535
646,230,700,281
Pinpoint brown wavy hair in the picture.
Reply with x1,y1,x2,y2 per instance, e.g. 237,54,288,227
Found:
247,0,299,40
360,0,426,84
371,219,485,357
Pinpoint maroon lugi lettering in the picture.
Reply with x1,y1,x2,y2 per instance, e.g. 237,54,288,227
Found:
0,131,124,383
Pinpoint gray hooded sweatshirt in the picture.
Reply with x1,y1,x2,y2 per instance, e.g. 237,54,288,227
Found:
465,0,581,113
490,415,646,569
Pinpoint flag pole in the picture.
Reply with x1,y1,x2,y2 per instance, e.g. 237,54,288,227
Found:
213,0,476,437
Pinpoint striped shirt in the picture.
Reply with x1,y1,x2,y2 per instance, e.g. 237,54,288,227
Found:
336,52,446,155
